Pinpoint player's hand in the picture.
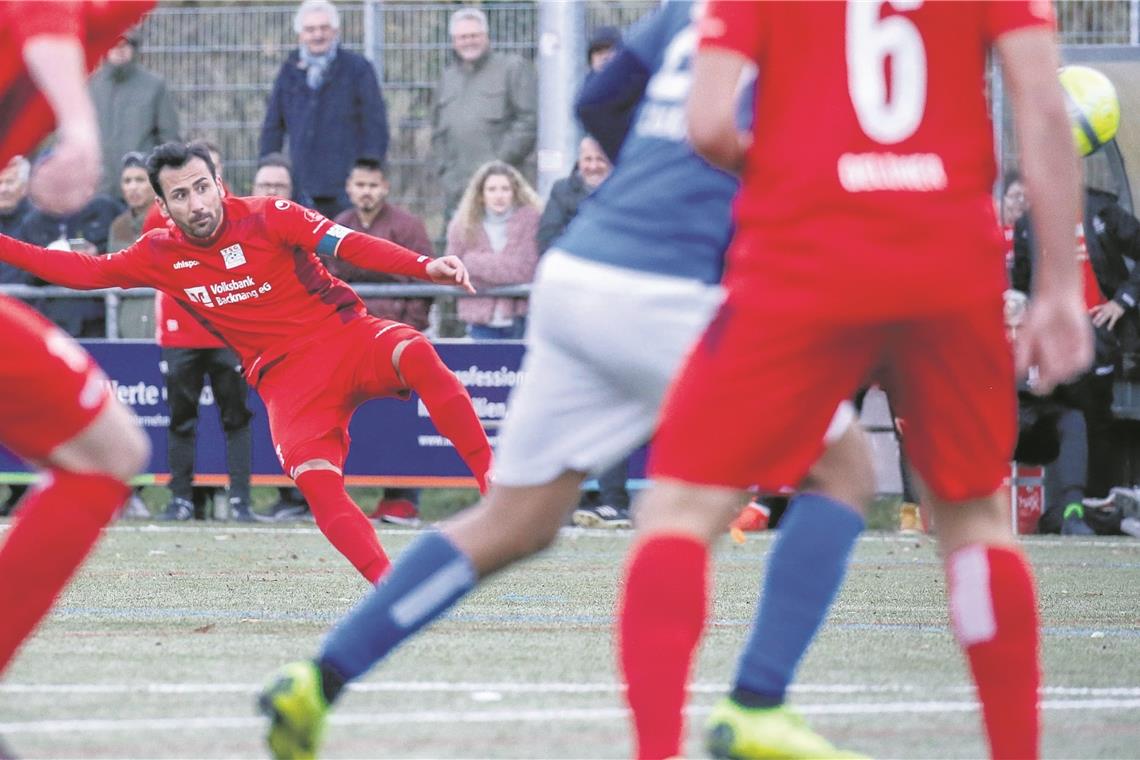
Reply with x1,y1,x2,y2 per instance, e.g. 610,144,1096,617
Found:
27,129,101,216
1014,292,1094,395
426,255,476,294
1089,300,1125,330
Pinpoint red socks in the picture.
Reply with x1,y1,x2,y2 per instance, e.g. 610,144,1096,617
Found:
0,469,129,674
947,545,1040,760
618,534,709,759
295,469,389,584
398,339,492,493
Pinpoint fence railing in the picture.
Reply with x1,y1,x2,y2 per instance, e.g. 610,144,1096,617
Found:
0,283,532,340
13,0,1138,340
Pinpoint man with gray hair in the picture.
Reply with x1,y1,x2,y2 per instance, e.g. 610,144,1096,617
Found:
432,6,537,217
260,0,389,219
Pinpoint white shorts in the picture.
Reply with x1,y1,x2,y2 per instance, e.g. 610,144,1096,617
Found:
492,249,724,487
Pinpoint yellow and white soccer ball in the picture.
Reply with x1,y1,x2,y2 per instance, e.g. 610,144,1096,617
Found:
1059,65,1120,157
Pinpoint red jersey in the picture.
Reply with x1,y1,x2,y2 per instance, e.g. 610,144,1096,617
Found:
700,0,1053,318
0,196,434,384
139,203,223,348
0,1,154,166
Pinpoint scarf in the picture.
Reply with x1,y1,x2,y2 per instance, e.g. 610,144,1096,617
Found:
299,40,338,90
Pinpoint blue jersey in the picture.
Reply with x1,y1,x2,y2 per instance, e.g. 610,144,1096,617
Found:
556,0,739,285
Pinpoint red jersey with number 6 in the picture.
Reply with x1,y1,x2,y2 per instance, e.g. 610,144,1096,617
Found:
699,0,1053,318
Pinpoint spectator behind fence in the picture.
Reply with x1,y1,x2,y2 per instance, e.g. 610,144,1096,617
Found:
533,135,627,528
537,136,612,255
1012,186,1140,533
432,7,537,218
248,153,313,521
0,157,31,242
89,26,180,199
586,25,622,77
259,0,389,220
252,152,313,208
107,151,157,338
446,161,540,340
141,142,258,523
1000,171,1027,275
329,157,435,331
329,155,436,527
19,193,121,337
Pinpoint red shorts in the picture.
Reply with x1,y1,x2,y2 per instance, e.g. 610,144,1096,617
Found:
650,293,1016,502
258,316,421,477
0,297,111,461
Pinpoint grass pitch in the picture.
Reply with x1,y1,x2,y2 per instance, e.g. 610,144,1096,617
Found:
1,522,1138,759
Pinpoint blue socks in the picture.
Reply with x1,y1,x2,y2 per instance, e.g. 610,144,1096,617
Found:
731,493,864,707
318,531,476,691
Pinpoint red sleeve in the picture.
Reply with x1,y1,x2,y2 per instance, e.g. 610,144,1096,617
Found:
0,234,149,290
4,2,84,45
984,0,1055,42
265,198,433,280
698,0,766,61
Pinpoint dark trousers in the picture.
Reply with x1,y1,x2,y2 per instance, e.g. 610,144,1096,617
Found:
596,458,631,509
162,347,253,502
1055,370,1115,499
310,195,348,220
1040,407,1088,534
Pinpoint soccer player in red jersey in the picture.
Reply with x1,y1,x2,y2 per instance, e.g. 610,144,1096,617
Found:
0,142,493,584
0,0,153,687
617,2,1092,759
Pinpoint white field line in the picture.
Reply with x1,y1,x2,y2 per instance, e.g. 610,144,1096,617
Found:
0,681,914,696
4,522,1135,549
2,681,1139,698
4,698,1140,735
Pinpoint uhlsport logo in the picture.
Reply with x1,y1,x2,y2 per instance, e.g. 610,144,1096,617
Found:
173,259,200,270
220,243,246,270
184,286,214,307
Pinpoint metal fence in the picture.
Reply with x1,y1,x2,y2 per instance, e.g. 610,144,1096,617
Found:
137,1,657,240
13,0,1140,339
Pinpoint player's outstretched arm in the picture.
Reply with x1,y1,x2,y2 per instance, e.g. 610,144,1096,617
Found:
0,233,135,291
425,255,475,294
687,48,751,172
21,35,102,216
999,27,1092,394
333,232,473,292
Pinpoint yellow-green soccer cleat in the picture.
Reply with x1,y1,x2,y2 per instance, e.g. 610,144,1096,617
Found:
705,697,868,759
258,660,329,760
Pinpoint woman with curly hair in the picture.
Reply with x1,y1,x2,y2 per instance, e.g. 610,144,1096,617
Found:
445,160,542,339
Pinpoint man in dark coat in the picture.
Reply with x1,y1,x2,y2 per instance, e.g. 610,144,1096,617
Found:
259,0,389,219
537,136,612,254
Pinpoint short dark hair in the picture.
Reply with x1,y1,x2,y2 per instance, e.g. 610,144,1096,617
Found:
258,152,294,173
1002,170,1023,191
351,155,387,175
190,139,222,160
120,151,148,172
146,142,218,198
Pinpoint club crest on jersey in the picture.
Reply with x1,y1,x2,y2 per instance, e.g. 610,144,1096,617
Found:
184,286,214,307
220,243,247,270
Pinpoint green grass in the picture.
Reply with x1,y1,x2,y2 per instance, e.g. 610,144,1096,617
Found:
2,523,1138,758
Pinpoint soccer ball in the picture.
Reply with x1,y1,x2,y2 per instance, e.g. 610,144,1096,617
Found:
1059,65,1120,157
